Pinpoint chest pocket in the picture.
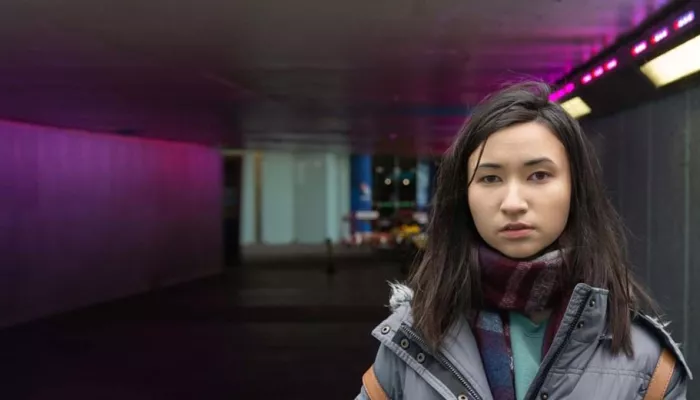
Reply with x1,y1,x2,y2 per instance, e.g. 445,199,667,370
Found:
554,348,678,400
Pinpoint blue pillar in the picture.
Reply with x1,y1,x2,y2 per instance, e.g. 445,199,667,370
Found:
416,159,434,211
428,160,437,208
350,154,373,233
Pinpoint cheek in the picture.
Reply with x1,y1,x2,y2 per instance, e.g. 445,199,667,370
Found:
541,183,571,229
467,187,483,216
467,188,492,228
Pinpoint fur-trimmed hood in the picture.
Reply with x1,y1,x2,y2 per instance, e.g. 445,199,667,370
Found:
388,282,413,312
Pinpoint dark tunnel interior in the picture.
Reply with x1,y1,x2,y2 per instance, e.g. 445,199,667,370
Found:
2,0,700,398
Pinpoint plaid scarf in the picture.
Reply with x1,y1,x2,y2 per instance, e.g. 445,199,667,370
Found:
472,245,567,400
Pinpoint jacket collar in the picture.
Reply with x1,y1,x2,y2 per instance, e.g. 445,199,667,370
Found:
385,282,609,345
376,283,610,400
376,282,692,399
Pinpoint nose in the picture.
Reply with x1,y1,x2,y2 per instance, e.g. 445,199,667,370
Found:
500,183,528,215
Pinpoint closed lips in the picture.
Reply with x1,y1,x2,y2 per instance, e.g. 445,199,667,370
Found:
501,223,532,231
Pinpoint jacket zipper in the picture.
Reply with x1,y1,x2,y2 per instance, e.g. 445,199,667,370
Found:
525,292,591,400
400,326,484,400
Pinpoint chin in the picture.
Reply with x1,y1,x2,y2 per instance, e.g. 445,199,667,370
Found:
495,243,546,260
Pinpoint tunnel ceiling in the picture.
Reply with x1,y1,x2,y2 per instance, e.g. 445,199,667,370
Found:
0,0,678,154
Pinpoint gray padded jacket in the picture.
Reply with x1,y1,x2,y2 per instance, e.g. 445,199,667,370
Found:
356,283,691,400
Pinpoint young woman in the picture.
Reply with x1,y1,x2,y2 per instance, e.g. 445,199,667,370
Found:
356,82,691,400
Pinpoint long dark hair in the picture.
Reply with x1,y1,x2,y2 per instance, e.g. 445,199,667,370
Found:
408,81,655,356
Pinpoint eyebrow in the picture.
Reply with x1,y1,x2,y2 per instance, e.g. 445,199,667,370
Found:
477,157,555,169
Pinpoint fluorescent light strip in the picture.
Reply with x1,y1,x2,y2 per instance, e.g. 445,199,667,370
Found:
640,33,700,87
559,97,592,119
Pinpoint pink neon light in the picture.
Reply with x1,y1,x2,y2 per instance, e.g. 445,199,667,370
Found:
675,11,695,29
581,74,592,84
549,82,576,102
605,59,618,70
632,41,648,55
652,28,669,43
593,67,604,77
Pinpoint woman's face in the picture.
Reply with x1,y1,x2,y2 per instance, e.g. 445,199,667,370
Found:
467,121,571,259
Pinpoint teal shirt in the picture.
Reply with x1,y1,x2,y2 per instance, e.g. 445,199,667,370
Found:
509,312,548,400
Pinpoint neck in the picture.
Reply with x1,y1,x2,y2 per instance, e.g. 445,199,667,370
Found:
526,309,552,324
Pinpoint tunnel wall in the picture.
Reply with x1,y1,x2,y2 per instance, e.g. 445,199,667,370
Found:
0,120,223,328
581,83,700,391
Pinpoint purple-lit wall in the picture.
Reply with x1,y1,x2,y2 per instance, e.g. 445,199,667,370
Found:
0,120,223,328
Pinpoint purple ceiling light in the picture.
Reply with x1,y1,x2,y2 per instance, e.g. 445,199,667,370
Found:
652,28,669,43
550,6,696,106
675,11,694,29
605,59,618,70
549,82,575,102
632,41,648,55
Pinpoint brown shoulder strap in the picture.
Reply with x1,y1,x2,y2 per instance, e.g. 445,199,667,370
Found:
362,365,389,400
644,348,676,400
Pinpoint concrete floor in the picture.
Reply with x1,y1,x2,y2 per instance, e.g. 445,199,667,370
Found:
0,252,408,399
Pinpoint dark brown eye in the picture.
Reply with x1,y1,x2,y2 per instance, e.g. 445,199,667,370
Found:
480,175,501,184
529,171,551,181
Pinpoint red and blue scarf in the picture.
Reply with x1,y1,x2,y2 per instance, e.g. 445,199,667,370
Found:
472,245,568,400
